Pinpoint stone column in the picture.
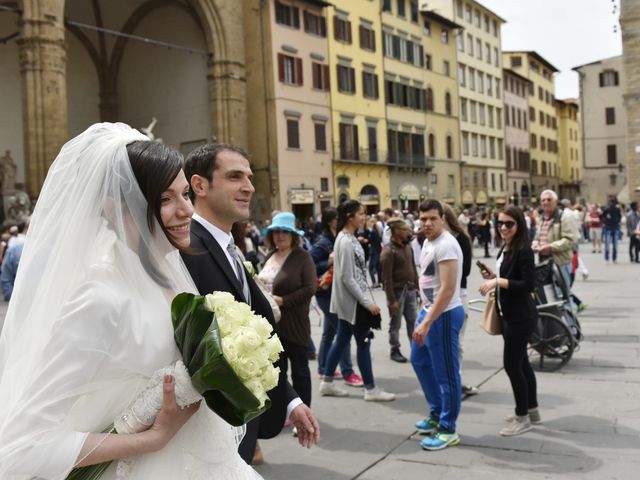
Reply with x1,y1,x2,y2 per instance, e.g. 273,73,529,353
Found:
207,59,247,148
17,5,67,199
621,0,640,203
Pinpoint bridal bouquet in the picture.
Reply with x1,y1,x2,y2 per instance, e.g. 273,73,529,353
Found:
172,291,283,424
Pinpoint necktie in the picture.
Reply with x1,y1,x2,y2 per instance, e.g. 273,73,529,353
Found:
227,238,251,304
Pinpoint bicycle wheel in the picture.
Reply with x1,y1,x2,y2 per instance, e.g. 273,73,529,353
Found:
528,312,575,372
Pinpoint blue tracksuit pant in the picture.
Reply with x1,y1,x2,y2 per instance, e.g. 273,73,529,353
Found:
410,305,465,433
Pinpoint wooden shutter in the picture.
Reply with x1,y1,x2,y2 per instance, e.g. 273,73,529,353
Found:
359,25,366,48
339,123,347,158
599,72,604,87
370,29,376,52
292,7,300,29
277,53,285,82
607,144,617,164
287,119,299,149
361,71,367,97
312,63,320,89
353,125,359,159
614,71,619,85
295,57,303,85
333,16,340,40
322,65,330,91
346,21,352,43
349,67,355,93
320,16,327,37
373,74,379,99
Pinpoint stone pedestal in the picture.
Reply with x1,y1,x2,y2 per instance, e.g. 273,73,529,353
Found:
2,190,31,227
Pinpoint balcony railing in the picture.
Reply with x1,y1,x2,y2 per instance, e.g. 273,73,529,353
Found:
333,145,433,169
387,152,433,169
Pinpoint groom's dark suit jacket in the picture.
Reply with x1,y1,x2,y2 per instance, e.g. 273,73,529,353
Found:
181,219,297,463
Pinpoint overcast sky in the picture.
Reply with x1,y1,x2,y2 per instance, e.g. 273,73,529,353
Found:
478,0,623,99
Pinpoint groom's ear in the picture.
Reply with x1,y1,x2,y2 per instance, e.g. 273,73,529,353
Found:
190,174,209,199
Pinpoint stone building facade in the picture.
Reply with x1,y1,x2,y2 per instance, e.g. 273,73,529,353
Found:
621,0,640,203
574,56,627,205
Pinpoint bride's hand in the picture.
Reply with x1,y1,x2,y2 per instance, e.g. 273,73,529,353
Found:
146,375,200,451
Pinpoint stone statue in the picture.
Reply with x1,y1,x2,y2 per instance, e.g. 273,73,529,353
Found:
0,150,17,194
140,117,163,143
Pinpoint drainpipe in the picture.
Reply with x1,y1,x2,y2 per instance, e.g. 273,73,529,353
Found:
259,0,275,213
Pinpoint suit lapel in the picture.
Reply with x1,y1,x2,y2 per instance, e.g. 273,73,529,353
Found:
191,220,246,300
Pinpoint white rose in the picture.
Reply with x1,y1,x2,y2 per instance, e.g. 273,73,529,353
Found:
235,357,261,380
205,291,235,312
221,336,239,365
248,315,273,339
265,335,284,363
234,327,262,355
259,365,280,392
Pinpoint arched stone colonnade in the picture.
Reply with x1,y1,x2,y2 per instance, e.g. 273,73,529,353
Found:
13,0,247,198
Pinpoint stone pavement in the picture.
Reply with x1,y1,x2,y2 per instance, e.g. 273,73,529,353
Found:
254,243,640,480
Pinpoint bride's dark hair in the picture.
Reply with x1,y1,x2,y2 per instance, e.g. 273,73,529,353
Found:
127,140,185,251
126,141,188,287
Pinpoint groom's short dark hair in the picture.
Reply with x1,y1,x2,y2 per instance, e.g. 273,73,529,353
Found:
184,143,250,185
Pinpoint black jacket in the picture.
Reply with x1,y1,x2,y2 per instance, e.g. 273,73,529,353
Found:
181,220,297,462
498,245,538,324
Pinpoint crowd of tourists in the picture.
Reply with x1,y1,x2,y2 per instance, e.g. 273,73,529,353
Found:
240,190,639,453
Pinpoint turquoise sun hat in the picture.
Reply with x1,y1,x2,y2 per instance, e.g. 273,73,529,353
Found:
267,212,305,236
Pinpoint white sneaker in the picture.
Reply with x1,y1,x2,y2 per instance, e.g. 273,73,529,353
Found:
499,415,532,436
363,386,395,402
319,381,349,397
504,407,541,424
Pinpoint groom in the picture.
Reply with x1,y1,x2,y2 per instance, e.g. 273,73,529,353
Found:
182,143,319,464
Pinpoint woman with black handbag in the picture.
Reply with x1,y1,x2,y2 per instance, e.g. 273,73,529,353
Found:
318,200,395,402
479,205,540,436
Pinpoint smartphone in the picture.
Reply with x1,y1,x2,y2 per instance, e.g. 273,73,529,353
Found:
476,260,490,273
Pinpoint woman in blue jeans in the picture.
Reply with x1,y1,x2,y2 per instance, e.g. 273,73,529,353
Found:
310,207,363,387
318,200,395,402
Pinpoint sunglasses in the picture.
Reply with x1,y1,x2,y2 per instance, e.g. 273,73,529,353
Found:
497,220,516,229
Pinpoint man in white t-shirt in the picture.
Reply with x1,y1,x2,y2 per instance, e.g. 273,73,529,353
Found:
411,199,464,451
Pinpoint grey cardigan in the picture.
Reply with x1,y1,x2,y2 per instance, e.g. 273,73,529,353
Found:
330,231,374,323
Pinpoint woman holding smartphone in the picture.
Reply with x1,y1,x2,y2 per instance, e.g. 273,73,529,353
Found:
478,205,540,436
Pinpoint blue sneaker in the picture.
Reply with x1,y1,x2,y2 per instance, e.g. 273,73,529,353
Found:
420,431,460,451
415,417,439,434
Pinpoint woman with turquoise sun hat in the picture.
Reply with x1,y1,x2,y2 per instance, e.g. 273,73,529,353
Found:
257,212,317,412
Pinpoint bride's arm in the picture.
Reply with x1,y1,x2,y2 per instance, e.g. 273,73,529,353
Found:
75,375,200,467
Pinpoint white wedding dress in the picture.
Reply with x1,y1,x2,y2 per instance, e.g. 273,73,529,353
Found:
1,244,262,480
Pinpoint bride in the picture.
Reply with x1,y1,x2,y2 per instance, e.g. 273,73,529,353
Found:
0,123,262,479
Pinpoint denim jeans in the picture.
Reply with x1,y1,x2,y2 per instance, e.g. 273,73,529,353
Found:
324,318,374,388
388,287,417,352
603,227,619,261
410,305,464,433
368,253,380,284
316,292,353,376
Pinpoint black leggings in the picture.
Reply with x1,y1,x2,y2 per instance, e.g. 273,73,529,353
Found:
502,318,538,416
281,338,312,407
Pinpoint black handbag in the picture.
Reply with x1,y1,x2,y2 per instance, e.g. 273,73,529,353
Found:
355,302,382,330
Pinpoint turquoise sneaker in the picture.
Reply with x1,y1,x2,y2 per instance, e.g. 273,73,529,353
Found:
415,417,439,434
420,431,460,450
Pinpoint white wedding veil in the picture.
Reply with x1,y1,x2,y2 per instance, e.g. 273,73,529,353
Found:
0,123,198,479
